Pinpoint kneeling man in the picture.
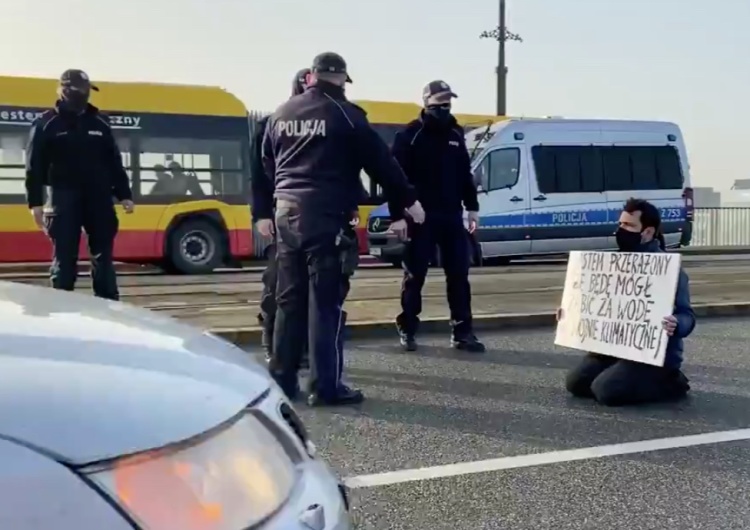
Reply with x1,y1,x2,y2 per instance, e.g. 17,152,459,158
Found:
564,198,696,406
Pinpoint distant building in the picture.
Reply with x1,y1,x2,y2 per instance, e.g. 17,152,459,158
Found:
693,187,721,208
722,183,750,206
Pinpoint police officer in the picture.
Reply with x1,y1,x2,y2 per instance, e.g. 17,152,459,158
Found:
261,52,424,406
252,68,311,364
25,69,134,300
391,80,485,353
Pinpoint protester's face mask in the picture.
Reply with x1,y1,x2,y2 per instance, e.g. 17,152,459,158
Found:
425,103,451,122
615,228,643,251
59,85,90,112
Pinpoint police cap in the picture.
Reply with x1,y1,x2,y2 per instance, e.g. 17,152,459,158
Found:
423,80,458,106
311,52,352,83
59,69,99,92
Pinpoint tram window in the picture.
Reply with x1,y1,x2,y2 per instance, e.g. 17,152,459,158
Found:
138,137,244,197
139,137,242,170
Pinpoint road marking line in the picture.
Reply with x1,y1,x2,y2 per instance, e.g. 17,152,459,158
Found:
343,428,750,489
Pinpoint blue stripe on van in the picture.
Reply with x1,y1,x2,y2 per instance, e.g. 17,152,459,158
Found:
367,203,686,228
479,207,685,229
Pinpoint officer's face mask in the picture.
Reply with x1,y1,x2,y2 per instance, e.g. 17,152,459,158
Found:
59,85,90,113
425,103,452,122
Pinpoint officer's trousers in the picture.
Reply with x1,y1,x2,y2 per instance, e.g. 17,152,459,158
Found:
259,243,310,365
43,190,120,301
397,215,472,336
258,243,279,352
271,202,346,399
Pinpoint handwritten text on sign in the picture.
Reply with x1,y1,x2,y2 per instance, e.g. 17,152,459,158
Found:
555,251,681,366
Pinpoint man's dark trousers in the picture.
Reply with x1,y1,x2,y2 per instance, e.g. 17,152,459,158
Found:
258,243,279,353
270,201,345,399
44,190,119,301
397,213,472,336
566,353,690,406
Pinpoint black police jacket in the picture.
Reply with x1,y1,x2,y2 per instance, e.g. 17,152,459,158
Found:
250,115,274,222
262,82,417,216
24,102,133,208
390,111,479,221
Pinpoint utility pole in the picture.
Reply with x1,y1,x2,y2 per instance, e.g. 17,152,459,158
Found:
479,0,523,116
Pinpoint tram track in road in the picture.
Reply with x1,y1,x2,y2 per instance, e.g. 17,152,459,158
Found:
3,250,750,283
135,274,750,313
5,253,750,290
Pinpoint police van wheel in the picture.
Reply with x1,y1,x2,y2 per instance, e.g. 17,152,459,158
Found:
168,219,223,274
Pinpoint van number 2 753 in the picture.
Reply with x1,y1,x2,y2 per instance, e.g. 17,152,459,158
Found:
661,208,682,219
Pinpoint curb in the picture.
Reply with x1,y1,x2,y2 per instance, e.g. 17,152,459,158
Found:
211,301,750,346
676,247,750,256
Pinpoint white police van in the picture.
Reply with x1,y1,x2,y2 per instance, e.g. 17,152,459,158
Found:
367,118,692,266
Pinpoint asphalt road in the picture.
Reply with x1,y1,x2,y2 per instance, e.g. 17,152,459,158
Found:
245,318,750,529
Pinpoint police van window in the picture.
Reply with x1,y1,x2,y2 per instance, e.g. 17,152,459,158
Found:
472,155,490,190
601,147,632,191
532,145,605,194
531,146,556,194
655,146,683,189
600,146,683,191
138,137,243,197
554,147,583,193
629,147,659,190
579,146,605,192
0,132,25,196
487,148,520,191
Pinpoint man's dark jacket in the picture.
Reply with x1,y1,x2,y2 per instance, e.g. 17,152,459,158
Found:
389,111,478,221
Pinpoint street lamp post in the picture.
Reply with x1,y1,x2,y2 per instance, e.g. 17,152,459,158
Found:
479,0,523,116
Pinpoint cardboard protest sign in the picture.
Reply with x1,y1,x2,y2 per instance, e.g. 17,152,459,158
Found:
555,251,681,367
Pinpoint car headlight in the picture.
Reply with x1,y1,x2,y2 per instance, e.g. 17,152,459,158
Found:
86,413,297,530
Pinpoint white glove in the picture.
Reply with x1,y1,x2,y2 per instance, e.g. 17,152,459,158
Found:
256,218,275,238
388,219,409,241
404,200,425,224
467,211,479,234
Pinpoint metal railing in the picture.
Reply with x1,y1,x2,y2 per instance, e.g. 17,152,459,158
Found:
691,207,750,247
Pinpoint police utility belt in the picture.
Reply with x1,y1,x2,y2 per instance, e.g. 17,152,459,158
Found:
275,200,359,276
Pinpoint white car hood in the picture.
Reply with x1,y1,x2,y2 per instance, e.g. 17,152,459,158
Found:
0,280,270,464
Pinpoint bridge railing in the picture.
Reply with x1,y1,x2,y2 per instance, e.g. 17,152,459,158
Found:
692,207,750,247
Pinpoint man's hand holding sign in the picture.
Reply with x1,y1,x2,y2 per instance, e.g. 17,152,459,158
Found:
556,199,696,407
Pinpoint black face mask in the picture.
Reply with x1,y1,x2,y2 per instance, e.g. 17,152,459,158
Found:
615,228,643,252
60,87,89,113
425,105,451,122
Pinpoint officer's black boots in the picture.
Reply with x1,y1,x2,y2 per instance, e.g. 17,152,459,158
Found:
451,333,486,353
308,385,364,407
399,332,418,352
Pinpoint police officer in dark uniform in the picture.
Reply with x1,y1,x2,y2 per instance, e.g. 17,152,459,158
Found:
25,69,134,300
252,68,311,364
391,80,485,353
262,52,424,406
